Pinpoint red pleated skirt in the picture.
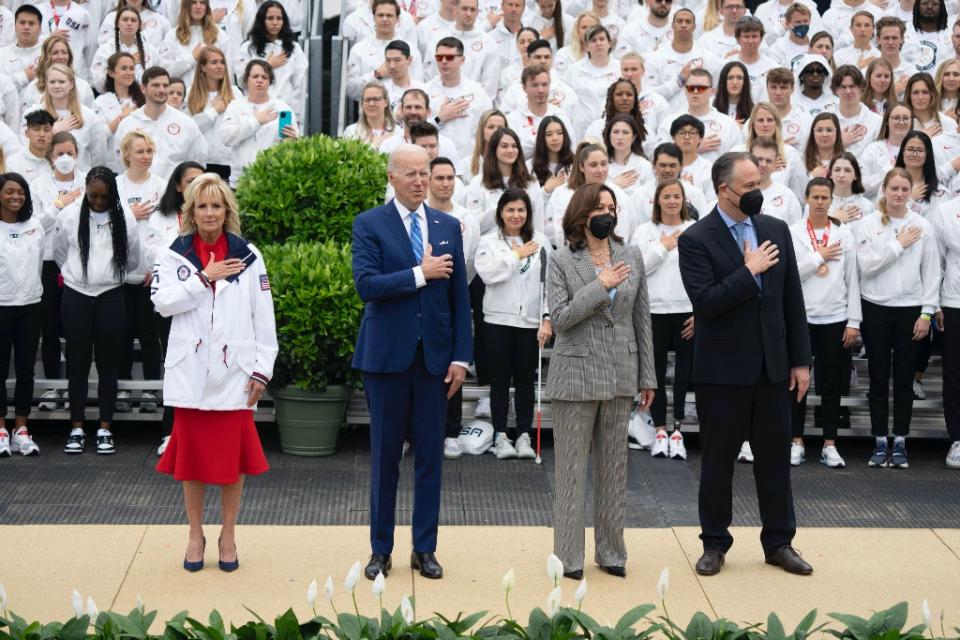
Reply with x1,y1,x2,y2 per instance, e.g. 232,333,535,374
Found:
156,408,269,484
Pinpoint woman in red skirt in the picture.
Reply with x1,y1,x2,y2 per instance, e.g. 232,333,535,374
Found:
152,173,277,572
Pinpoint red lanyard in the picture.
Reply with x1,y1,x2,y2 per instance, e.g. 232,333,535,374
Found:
51,1,69,27
806,219,829,250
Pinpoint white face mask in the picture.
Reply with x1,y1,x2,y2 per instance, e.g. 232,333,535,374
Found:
53,154,76,174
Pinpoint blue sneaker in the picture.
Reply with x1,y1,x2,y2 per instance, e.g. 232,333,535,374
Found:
890,438,908,469
868,439,889,468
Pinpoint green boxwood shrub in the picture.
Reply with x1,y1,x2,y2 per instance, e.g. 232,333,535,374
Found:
260,241,363,391
236,135,388,246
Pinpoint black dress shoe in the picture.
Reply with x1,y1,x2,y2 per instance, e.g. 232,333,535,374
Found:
765,546,813,575
601,565,626,578
563,569,583,580
365,553,392,580
411,551,443,579
695,550,725,576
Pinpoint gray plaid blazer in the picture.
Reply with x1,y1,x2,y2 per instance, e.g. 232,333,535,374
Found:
545,240,657,402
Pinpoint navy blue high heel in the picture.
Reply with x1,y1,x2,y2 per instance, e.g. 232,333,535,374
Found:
218,537,239,572
183,536,205,572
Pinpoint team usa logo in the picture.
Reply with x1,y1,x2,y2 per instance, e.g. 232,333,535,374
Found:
787,123,800,135
167,123,181,135
773,196,784,207
471,40,483,51
709,120,721,131
177,265,191,281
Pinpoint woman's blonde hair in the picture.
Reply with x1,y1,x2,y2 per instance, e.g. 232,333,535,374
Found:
180,173,242,235
619,51,645,66
356,81,396,143
187,46,235,114
878,167,912,226
745,102,786,162
470,109,507,177
42,63,84,128
176,0,220,44
570,11,600,61
120,130,156,168
703,0,721,33
36,35,74,94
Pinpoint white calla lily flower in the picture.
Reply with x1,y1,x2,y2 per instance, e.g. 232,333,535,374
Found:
344,561,362,592
307,579,318,607
546,586,562,616
574,579,587,605
657,567,669,600
71,591,84,618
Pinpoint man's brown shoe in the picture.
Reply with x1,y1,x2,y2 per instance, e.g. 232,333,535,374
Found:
695,550,725,576
765,546,813,575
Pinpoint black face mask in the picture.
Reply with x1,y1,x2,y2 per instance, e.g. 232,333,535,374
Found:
729,188,764,217
589,213,616,239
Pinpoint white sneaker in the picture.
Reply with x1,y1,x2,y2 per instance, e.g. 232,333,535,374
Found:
96,428,116,455
64,427,85,454
491,432,517,459
651,430,669,458
681,402,699,425
474,396,491,418
443,437,463,459
790,442,806,466
913,380,926,400
116,390,131,412
946,441,960,469
0,428,10,457
666,362,675,380
820,445,846,468
157,435,170,457
668,431,687,460
514,432,536,459
38,389,61,410
628,410,656,450
738,441,754,463
11,427,39,456
139,391,159,413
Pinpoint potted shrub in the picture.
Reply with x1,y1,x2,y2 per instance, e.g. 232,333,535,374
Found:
260,241,364,456
236,134,388,246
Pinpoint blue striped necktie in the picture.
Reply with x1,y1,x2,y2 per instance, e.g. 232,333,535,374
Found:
409,212,424,262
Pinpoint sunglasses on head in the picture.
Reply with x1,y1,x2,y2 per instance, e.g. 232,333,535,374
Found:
685,84,710,93
435,53,459,62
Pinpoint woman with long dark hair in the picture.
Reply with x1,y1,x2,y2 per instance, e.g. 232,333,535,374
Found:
236,0,307,120
583,78,646,151
904,72,958,138
475,188,552,459
148,161,205,456
827,152,875,226
464,127,545,235
803,112,845,178
0,173,44,457
714,61,754,125
854,168,940,469
96,52,147,137
894,130,946,218
528,0,572,50
530,115,574,201
603,113,652,197
858,104,913,198
54,167,142,455
90,7,160,92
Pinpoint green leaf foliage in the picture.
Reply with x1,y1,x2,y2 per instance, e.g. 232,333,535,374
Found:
236,135,388,247
260,241,365,390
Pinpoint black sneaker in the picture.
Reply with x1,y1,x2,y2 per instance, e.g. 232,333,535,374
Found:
96,429,116,455
64,428,85,454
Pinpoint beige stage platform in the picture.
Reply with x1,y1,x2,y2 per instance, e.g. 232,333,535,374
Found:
1,526,958,634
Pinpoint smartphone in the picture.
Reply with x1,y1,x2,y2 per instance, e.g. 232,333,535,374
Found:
278,110,292,138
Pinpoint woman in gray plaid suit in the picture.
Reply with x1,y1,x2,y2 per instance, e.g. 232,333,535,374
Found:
546,182,657,579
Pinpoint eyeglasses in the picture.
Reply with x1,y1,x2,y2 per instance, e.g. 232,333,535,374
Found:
675,129,701,138
362,96,384,103
685,84,710,93
435,54,459,62
903,147,926,155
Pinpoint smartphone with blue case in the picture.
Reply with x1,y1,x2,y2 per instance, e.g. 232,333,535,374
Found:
278,110,292,138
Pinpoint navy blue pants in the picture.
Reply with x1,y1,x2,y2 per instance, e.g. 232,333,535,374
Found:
364,345,447,555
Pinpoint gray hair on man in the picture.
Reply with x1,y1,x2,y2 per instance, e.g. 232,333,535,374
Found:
711,151,758,194
388,143,430,173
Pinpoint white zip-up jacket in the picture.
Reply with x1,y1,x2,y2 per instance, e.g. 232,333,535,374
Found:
144,210,182,275
150,233,278,410
218,96,298,188
631,220,694,315
0,217,44,306
930,196,960,309
463,174,546,236
475,230,552,329
31,170,88,261
854,211,941,314
54,203,142,297
789,218,862,328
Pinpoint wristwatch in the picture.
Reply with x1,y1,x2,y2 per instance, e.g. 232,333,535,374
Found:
433,116,443,127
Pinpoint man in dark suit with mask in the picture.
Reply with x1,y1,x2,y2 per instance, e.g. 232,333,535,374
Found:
678,151,813,577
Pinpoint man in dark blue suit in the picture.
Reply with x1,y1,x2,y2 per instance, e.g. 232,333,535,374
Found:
678,152,813,578
352,144,473,581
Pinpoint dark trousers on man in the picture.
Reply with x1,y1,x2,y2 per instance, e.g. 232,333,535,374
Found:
696,371,796,555
364,345,446,555
942,307,960,441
